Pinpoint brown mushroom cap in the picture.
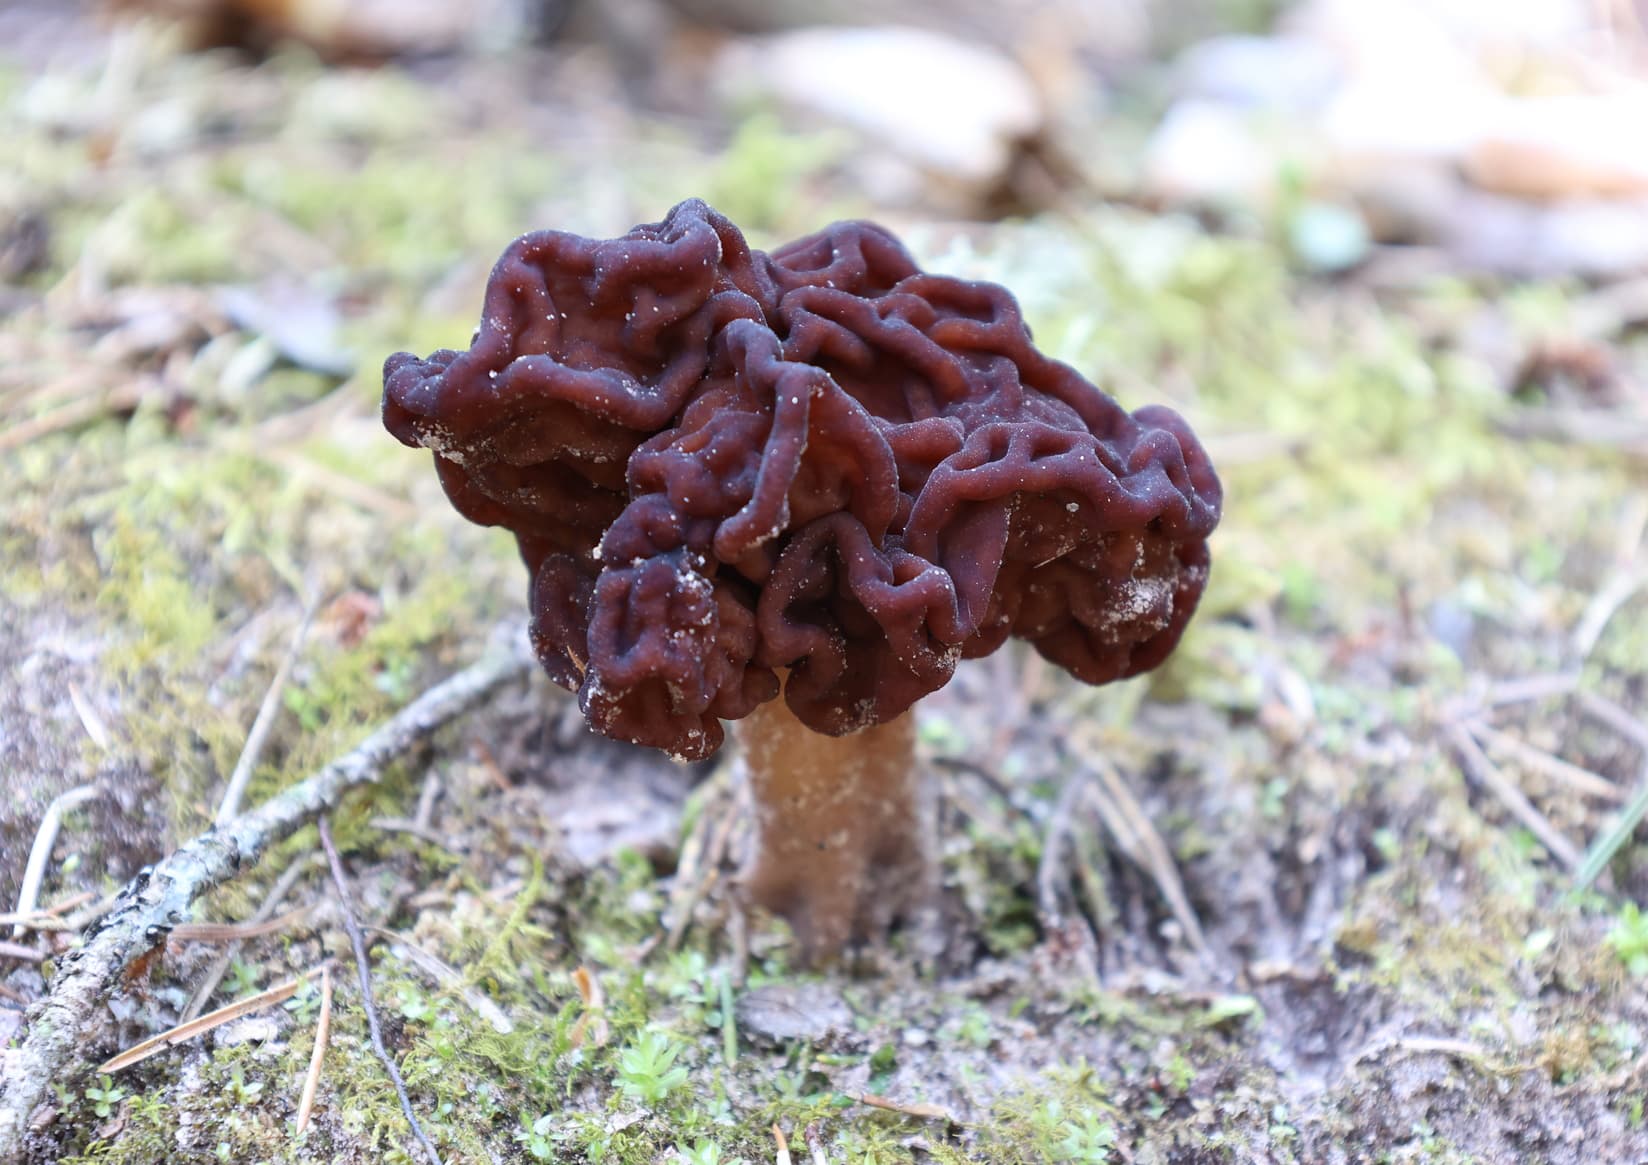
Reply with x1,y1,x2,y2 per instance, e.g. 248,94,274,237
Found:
384,200,1222,759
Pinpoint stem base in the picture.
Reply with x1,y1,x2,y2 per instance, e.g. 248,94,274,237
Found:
736,699,935,964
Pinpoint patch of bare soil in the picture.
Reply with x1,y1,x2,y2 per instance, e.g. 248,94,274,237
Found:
0,616,165,910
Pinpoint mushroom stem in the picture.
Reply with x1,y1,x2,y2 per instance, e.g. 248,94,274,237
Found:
736,698,935,964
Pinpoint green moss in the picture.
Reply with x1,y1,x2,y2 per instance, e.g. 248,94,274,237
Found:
700,111,854,236
954,1067,1121,1164
11,19,1648,1164
94,517,218,666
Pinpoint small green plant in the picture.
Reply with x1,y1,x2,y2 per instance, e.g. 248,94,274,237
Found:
673,1139,729,1165
616,1030,690,1106
519,1113,557,1161
1053,1113,1116,1164
1029,1099,1116,1164
867,1043,898,1077
84,1075,126,1119
1607,902,1648,975
1268,1103,1298,1143
397,982,451,1029
224,1064,264,1105
285,977,322,1024
951,1003,993,1050
223,958,261,997
1164,1052,1196,1094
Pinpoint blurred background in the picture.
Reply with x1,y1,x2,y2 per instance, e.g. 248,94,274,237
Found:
7,0,1648,268
8,2,1648,1160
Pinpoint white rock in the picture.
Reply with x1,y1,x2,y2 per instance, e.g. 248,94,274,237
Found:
719,25,1042,185
1444,191,1648,277
1464,96,1648,200
1290,0,1585,83
1140,100,1276,207
1321,77,1495,170
1175,35,1340,112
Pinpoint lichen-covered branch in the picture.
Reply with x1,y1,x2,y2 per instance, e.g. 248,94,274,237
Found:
0,635,534,1162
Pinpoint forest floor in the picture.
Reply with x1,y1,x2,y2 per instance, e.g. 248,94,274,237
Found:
4,7,1648,1164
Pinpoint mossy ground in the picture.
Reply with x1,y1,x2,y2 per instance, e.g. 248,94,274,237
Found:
3,13,1648,1165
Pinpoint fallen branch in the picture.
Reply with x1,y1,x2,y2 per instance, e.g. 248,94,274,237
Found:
0,634,533,1161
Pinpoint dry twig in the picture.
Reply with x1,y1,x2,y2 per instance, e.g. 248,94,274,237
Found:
12,785,101,938
294,965,333,1135
0,944,42,966
215,598,318,826
1497,407,1648,452
0,892,96,932
1035,771,1103,977
182,857,315,1022
846,1092,955,1122
804,1121,828,1165
318,816,444,1165
66,684,113,753
1466,720,1624,803
1076,746,1210,959
368,928,513,1035
1577,691,1648,752
1571,694,1648,891
0,636,532,1160
1446,723,1583,869
1446,673,1582,722
366,816,460,850
569,965,609,1049
665,770,737,951
0,381,148,454
97,966,327,1075
1571,566,1647,662
170,907,310,944
1352,1033,1526,1077
257,448,419,522
1576,772,1648,892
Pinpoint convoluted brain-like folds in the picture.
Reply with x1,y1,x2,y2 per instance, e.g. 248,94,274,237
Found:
384,200,1222,759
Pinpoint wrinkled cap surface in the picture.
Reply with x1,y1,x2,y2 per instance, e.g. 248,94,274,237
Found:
384,200,1222,759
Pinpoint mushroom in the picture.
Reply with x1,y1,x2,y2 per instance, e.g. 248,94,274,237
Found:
383,200,1222,962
